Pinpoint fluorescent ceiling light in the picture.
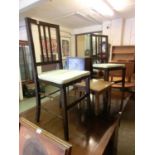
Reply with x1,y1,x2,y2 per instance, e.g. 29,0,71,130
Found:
106,0,134,11
91,0,114,16
78,0,114,16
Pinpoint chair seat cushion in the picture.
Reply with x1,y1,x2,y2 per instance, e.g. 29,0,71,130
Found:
38,69,90,84
93,63,125,69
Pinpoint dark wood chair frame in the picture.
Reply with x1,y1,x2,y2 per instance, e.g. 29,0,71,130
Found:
25,17,91,141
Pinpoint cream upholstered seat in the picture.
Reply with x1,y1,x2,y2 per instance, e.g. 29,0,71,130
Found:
39,69,90,84
93,63,125,69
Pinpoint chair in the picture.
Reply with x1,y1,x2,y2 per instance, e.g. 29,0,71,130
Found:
25,17,91,140
109,61,135,96
109,61,134,86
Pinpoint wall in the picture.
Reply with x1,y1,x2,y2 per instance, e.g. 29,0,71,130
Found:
102,17,135,60
123,17,135,45
102,18,124,46
102,17,135,46
72,24,102,35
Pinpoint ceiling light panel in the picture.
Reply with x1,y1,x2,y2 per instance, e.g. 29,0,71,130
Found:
78,0,114,16
106,0,135,11
91,0,114,16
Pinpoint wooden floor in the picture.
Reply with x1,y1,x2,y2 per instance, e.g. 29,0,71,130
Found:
20,90,131,155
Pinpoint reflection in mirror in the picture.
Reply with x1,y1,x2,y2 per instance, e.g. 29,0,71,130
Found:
76,32,102,57
91,34,109,63
75,32,109,64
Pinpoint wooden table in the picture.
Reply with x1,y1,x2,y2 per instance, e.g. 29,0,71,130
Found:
93,63,126,111
75,79,113,115
20,101,121,155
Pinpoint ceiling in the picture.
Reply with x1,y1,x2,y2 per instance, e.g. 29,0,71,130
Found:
19,0,135,29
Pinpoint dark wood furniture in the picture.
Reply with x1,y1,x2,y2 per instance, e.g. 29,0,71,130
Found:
75,32,109,64
20,117,72,155
25,17,91,140
93,63,126,111
20,96,122,155
90,34,109,63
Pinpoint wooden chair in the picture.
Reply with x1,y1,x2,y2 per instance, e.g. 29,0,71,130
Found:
25,17,91,140
19,117,72,155
109,61,135,91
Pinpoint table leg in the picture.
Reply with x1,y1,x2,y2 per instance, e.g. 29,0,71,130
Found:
61,87,69,141
95,94,100,115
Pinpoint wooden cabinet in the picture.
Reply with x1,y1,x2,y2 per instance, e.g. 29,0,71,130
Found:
111,45,135,62
110,45,135,85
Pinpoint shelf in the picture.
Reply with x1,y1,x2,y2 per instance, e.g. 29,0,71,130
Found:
112,52,134,54
111,45,135,62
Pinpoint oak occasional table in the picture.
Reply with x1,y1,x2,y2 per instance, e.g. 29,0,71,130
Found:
75,79,113,115
93,63,126,112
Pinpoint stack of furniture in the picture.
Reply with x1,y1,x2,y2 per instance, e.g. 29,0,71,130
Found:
110,45,135,90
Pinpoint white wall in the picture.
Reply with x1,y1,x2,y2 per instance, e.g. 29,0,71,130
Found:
102,18,123,46
102,17,135,46
102,17,135,61
123,17,135,45
72,24,102,34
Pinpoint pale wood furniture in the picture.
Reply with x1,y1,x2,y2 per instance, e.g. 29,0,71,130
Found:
25,17,91,140
110,45,135,90
93,63,126,111
75,79,113,115
111,45,135,62
110,61,135,89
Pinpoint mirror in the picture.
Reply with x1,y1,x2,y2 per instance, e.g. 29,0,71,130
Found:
75,32,109,63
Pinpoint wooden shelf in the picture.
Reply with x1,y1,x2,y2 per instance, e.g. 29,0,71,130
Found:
112,51,134,54
111,45,135,62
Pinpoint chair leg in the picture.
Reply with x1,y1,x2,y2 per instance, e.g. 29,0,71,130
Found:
107,86,112,115
61,87,69,141
120,68,126,111
35,84,41,122
85,77,91,112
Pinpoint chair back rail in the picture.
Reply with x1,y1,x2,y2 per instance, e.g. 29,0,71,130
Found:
25,17,63,68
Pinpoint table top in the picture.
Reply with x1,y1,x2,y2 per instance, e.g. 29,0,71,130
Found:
93,63,125,69
76,79,113,93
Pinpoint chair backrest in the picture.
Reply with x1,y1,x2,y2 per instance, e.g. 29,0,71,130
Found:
25,18,63,75
19,117,72,155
